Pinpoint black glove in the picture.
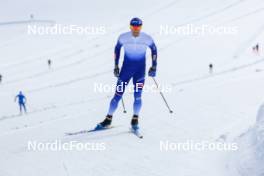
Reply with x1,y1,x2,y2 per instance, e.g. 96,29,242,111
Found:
148,67,156,77
114,66,120,77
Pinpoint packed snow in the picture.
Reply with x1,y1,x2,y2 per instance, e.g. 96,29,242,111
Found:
1,0,264,175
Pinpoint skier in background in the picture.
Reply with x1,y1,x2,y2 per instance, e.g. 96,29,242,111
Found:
256,43,259,53
209,63,213,74
30,14,34,20
48,59,52,69
0,74,2,84
15,91,27,114
96,17,157,131
253,43,260,54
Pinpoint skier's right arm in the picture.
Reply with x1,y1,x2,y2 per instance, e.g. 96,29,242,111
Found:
114,36,123,77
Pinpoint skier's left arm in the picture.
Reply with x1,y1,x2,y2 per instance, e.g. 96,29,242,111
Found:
148,37,158,77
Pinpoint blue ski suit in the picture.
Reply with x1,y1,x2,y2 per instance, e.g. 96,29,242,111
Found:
15,92,27,113
107,31,157,116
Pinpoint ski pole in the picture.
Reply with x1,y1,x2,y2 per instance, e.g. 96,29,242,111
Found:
152,77,173,113
121,97,127,113
117,76,127,113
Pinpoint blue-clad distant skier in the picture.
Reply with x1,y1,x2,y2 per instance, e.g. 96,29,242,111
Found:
96,17,157,131
15,91,27,114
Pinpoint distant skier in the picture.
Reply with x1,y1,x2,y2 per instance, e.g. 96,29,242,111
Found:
256,43,259,53
96,17,157,131
48,59,52,69
15,91,27,114
209,63,213,74
0,74,2,83
253,43,260,54
30,14,34,20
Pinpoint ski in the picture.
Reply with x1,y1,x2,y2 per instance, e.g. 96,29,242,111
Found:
65,126,114,136
66,126,143,138
130,128,143,139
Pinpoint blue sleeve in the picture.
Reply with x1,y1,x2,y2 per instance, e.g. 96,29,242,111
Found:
149,39,157,68
114,37,123,66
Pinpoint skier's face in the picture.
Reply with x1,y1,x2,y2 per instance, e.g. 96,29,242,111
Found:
130,25,142,36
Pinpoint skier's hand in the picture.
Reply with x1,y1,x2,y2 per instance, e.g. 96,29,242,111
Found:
114,66,120,77
148,67,156,77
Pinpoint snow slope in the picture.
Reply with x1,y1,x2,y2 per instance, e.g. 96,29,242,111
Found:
230,104,264,176
1,0,264,175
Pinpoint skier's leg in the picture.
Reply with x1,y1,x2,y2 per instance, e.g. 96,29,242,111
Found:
132,69,145,116
130,68,145,130
107,95,121,115
133,79,144,116
106,66,133,116
107,79,129,116
98,66,133,128
23,103,27,113
99,76,132,128
99,93,123,128
19,103,22,114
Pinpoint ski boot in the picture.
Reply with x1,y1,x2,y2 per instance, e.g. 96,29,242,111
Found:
131,115,139,131
95,115,112,130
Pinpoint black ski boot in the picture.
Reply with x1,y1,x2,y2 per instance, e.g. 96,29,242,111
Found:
95,115,112,130
131,115,139,131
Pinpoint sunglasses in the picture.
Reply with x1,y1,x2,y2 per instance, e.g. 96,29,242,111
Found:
130,25,142,31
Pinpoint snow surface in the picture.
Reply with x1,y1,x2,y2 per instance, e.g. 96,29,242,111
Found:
1,0,264,175
230,104,264,176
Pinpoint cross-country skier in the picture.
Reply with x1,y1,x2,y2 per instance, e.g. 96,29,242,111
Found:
48,59,52,69
0,74,2,84
15,91,27,114
209,63,213,74
30,14,34,20
96,17,157,131
253,43,260,54
256,43,259,53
